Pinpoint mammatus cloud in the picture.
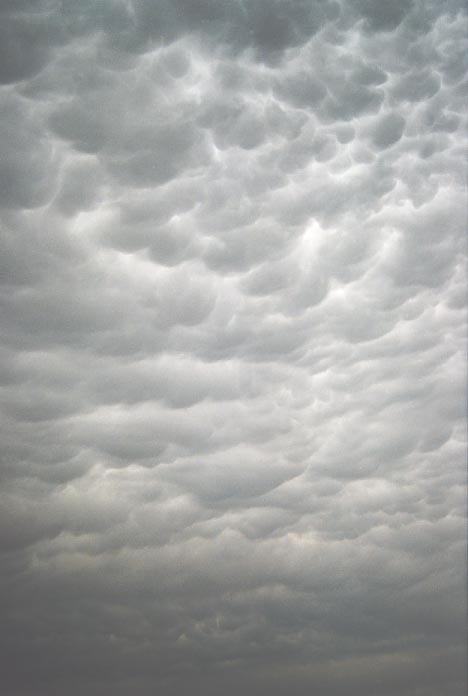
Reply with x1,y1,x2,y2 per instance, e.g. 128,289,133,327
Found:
0,1,466,694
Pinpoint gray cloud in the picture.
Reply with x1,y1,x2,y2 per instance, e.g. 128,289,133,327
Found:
0,1,466,695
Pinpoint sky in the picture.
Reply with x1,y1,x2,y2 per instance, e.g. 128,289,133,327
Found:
0,1,466,695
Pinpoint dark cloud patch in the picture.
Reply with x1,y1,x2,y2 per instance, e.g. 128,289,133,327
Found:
370,111,406,149
352,0,414,32
392,69,441,102
0,92,59,209
0,0,62,84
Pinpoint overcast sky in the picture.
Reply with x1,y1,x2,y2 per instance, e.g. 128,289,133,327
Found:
0,1,466,695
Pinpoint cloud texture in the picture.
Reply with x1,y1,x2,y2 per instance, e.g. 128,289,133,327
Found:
0,1,466,694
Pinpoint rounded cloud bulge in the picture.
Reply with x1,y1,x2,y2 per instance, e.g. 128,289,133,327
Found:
0,1,466,696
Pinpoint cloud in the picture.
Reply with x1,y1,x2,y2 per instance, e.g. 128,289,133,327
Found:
0,1,466,695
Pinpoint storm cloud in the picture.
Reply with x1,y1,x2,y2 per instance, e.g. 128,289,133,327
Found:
0,1,466,695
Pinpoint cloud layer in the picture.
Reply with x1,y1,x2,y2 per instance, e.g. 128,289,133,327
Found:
0,1,466,694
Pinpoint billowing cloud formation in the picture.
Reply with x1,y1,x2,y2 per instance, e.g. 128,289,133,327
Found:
0,1,466,695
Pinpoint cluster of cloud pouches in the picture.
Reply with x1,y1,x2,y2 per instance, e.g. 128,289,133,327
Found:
0,1,466,695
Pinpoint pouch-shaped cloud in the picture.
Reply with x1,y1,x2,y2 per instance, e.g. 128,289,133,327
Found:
0,1,466,696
